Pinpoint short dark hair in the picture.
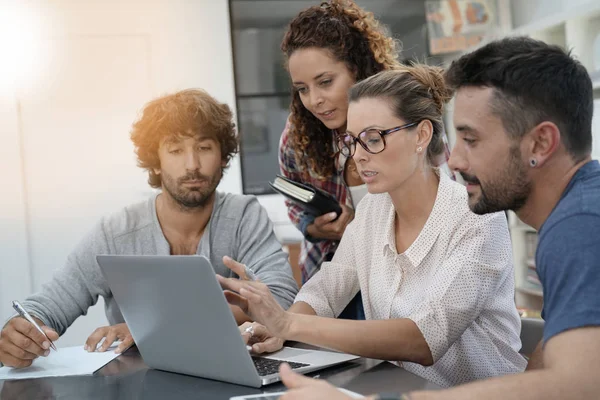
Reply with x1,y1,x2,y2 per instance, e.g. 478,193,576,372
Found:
445,36,594,161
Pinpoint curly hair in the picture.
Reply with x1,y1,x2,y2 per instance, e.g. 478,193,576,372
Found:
281,0,401,180
130,89,238,188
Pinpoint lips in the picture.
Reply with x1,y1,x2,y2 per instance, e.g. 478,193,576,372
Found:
317,109,336,120
459,172,480,185
360,170,378,183
361,171,377,177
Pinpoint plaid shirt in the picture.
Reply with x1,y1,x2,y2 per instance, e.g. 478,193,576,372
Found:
278,119,453,283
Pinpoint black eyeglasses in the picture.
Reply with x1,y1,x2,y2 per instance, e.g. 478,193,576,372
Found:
336,122,418,157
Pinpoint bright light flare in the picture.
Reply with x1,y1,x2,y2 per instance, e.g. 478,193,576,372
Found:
0,2,45,94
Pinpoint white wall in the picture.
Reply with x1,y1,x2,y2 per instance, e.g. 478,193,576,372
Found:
0,96,34,327
510,0,598,29
0,0,241,347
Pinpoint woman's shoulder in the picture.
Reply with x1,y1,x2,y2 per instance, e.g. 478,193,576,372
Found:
438,172,472,213
352,192,394,226
440,175,509,239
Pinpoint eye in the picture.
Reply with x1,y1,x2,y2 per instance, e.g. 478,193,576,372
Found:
319,79,332,87
462,137,476,146
169,149,182,155
295,86,307,94
199,146,212,151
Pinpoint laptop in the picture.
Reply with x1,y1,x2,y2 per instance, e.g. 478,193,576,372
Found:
96,255,359,388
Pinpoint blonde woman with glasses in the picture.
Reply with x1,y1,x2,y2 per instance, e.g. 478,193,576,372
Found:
219,66,526,388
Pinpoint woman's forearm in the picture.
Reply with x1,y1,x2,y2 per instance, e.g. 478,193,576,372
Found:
288,301,318,316
284,314,433,365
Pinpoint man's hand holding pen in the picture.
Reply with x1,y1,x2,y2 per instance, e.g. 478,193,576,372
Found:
0,315,59,368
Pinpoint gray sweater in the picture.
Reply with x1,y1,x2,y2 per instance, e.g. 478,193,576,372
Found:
22,192,299,335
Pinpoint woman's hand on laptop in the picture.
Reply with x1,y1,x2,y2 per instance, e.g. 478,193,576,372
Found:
218,257,293,339
84,323,134,354
239,322,284,354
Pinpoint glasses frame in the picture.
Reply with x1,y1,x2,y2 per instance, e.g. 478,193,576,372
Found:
336,121,419,157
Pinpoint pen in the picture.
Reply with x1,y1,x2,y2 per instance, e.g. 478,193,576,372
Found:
12,300,57,351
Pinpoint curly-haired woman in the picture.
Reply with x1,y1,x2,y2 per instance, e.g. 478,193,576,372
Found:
278,0,451,318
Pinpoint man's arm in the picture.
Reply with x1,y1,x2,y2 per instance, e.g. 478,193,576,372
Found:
411,327,600,400
234,198,299,309
525,340,544,370
20,219,113,335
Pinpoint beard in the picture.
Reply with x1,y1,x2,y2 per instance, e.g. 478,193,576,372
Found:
161,169,220,210
461,145,531,215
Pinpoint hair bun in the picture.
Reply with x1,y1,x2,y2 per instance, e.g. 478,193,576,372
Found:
400,64,453,112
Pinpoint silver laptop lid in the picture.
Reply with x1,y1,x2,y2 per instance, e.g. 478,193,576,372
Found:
96,255,262,387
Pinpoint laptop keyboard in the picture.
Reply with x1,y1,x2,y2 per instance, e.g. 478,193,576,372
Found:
252,357,310,376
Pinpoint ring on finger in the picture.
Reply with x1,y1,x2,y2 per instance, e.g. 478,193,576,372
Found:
244,324,255,338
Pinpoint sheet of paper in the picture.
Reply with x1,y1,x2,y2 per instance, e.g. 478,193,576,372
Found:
0,345,121,381
229,388,364,399
338,388,364,398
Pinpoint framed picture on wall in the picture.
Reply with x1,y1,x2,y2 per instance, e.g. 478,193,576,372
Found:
425,0,497,55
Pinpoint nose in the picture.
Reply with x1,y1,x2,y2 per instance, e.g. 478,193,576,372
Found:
184,149,201,171
448,141,468,174
309,88,324,110
353,139,369,164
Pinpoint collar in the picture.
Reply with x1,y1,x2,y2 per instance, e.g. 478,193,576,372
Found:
381,170,449,268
